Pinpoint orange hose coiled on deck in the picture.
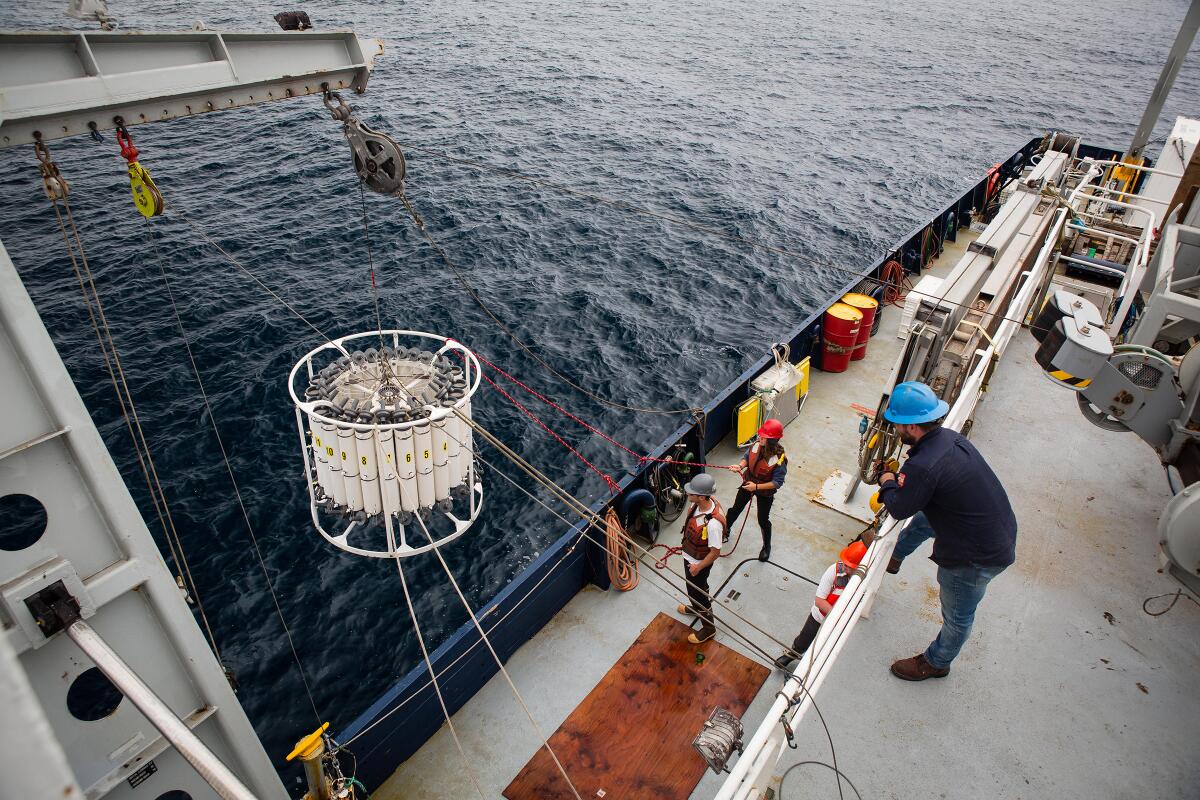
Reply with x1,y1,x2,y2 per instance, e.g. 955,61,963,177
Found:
606,508,639,591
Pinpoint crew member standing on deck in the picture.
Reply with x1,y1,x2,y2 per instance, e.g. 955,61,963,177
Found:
877,381,1017,681
677,472,725,644
773,541,867,669
725,418,788,562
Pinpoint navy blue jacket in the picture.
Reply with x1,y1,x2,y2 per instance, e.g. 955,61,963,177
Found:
879,426,1017,568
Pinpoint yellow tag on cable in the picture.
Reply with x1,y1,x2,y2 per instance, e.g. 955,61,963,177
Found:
128,161,164,218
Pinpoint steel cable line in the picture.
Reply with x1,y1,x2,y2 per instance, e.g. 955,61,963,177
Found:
162,188,935,739
414,515,584,800
334,532,582,748
153,224,324,725
391,553,487,800
441,432,850,796
41,174,224,666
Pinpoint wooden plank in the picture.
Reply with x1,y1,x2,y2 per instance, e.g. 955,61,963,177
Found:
503,613,769,800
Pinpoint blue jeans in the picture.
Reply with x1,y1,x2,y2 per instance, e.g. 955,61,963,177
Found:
893,512,1006,669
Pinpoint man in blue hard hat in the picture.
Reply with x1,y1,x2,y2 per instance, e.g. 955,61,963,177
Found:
876,380,1017,681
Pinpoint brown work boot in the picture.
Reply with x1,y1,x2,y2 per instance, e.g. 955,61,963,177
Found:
886,557,902,574
677,604,698,616
688,626,716,644
890,653,949,681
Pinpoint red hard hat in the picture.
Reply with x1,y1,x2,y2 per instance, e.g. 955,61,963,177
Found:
758,419,784,440
839,541,868,570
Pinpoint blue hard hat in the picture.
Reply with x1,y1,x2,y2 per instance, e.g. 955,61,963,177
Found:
883,381,949,425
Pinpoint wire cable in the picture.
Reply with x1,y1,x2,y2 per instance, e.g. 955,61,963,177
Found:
415,516,584,800
779,761,864,800
391,554,487,800
46,186,223,664
154,237,324,725
1142,588,1200,617
336,531,583,748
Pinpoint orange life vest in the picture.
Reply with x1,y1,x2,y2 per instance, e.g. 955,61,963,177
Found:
681,500,726,560
746,442,786,494
821,561,852,606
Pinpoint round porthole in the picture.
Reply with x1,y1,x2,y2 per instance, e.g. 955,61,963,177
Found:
66,667,124,721
154,792,193,800
0,493,48,551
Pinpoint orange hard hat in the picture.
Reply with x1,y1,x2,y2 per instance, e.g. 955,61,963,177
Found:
758,419,784,440
839,541,868,570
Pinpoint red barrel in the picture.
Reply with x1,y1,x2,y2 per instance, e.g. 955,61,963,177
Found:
820,303,863,373
841,293,879,361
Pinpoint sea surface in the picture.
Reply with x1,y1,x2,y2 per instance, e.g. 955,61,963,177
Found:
1,0,1197,790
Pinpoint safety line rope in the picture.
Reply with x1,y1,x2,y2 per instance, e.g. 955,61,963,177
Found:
415,515,584,800
476,364,622,493
391,554,487,800
468,345,739,473
155,217,325,725
49,191,223,663
448,413,808,662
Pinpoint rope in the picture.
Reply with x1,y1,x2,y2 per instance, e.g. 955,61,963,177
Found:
468,346,737,473
880,259,910,306
647,495,754,568
476,365,622,494
46,189,223,664
396,190,699,415
153,225,325,725
450,413,808,661
337,532,582,748
391,555,487,800
605,508,638,591
415,515,584,800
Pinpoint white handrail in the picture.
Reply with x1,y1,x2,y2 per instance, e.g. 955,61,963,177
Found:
714,206,1068,800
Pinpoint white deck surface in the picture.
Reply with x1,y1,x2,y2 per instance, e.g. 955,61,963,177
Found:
376,232,1200,799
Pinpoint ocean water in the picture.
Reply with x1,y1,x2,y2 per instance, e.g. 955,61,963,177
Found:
0,0,1197,789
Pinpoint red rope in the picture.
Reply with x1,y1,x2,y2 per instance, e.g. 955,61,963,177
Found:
467,347,738,473
476,367,621,494
649,496,755,569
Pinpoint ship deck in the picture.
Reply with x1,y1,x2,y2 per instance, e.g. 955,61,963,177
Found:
374,231,1200,799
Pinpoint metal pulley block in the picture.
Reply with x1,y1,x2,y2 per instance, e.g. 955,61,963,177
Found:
323,88,407,196
33,138,70,200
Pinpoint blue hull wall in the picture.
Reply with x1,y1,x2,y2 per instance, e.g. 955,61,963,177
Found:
339,136,1125,789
